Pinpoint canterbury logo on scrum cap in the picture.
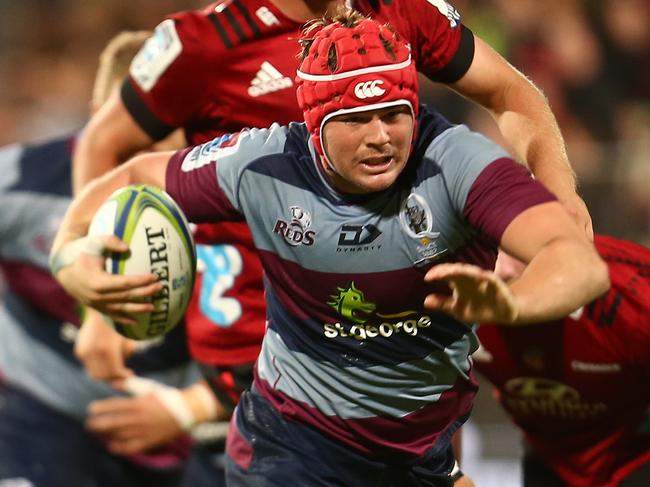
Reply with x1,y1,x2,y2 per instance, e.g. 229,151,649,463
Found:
354,80,386,99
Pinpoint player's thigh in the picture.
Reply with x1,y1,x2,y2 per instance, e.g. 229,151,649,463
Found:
0,383,93,487
179,441,227,487
226,389,455,487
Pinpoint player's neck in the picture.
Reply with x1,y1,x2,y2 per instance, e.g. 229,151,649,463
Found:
270,0,342,22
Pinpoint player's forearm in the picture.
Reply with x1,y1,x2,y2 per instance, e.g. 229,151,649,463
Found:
509,237,609,324
52,166,135,254
73,97,154,194
73,137,125,195
492,77,576,195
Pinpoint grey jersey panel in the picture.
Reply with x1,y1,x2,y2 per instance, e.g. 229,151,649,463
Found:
425,125,511,213
0,192,69,269
257,328,477,419
184,123,289,213
232,127,507,273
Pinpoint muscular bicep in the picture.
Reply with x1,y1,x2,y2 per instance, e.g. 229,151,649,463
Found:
73,93,154,193
499,201,585,264
124,151,172,190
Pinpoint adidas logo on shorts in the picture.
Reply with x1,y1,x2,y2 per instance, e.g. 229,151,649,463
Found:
248,62,292,97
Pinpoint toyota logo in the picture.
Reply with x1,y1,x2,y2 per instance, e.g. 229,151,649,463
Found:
354,80,386,99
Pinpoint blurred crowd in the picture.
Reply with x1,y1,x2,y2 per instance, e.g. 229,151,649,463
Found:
0,0,648,243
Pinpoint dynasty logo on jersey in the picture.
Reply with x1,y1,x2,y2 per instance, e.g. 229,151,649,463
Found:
248,62,292,97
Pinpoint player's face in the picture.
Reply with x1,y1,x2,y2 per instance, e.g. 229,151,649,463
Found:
322,105,414,194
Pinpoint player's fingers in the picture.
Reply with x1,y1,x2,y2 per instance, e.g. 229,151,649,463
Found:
100,235,129,252
104,302,155,314
99,281,163,301
82,355,132,381
88,397,136,416
107,436,151,455
424,293,452,310
105,312,139,326
95,274,161,294
424,263,485,282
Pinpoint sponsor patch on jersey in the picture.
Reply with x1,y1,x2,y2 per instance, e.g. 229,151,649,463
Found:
337,224,382,252
425,0,461,28
323,281,432,341
273,206,316,247
256,6,280,26
399,192,445,262
182,132,246,172
130,19,183,92
570,360,621,373
503,377,607,419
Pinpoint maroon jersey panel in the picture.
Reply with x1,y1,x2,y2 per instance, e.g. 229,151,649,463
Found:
475,235,650,486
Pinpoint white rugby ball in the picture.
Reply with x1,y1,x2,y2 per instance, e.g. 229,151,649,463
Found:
88,184,196,340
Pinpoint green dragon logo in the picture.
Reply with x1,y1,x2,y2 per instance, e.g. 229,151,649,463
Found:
327,282,376,324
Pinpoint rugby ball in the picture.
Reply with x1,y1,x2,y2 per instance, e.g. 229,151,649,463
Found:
88,185,196,340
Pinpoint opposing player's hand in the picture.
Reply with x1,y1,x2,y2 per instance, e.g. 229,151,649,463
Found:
87,377,222,454
86,391,184,455
75,309,136,381
53,235,161,324
424,263,519,324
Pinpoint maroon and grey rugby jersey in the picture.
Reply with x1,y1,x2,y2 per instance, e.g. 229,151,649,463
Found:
476,235,650,487
163,107,555,458
121,0,475,377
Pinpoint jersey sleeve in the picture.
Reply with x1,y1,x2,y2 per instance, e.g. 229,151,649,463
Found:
121,12,222,140
165,124,288,223
428,125,556,243
366,0,475,82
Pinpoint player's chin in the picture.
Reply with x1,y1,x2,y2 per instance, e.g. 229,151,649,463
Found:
356,166,403,192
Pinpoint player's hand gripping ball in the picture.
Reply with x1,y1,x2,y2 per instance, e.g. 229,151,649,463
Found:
88,185,196,340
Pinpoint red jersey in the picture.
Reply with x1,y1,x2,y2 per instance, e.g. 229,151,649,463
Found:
475,235,650,487
121,0,474,370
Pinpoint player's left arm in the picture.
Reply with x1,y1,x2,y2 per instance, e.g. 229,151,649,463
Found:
497,200,607,322
49,151,171,320
426,201,608,324
449,38,592,238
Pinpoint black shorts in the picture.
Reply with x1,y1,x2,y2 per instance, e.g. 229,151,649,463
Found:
225,388,458,487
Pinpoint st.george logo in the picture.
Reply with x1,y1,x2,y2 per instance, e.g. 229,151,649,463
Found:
354,80,385,99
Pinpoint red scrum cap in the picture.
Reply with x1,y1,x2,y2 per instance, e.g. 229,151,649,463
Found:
296,12,419,158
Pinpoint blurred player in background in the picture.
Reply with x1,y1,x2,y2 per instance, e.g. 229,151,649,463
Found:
73,0,593,483
0,31,203,487
475,235,650,487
